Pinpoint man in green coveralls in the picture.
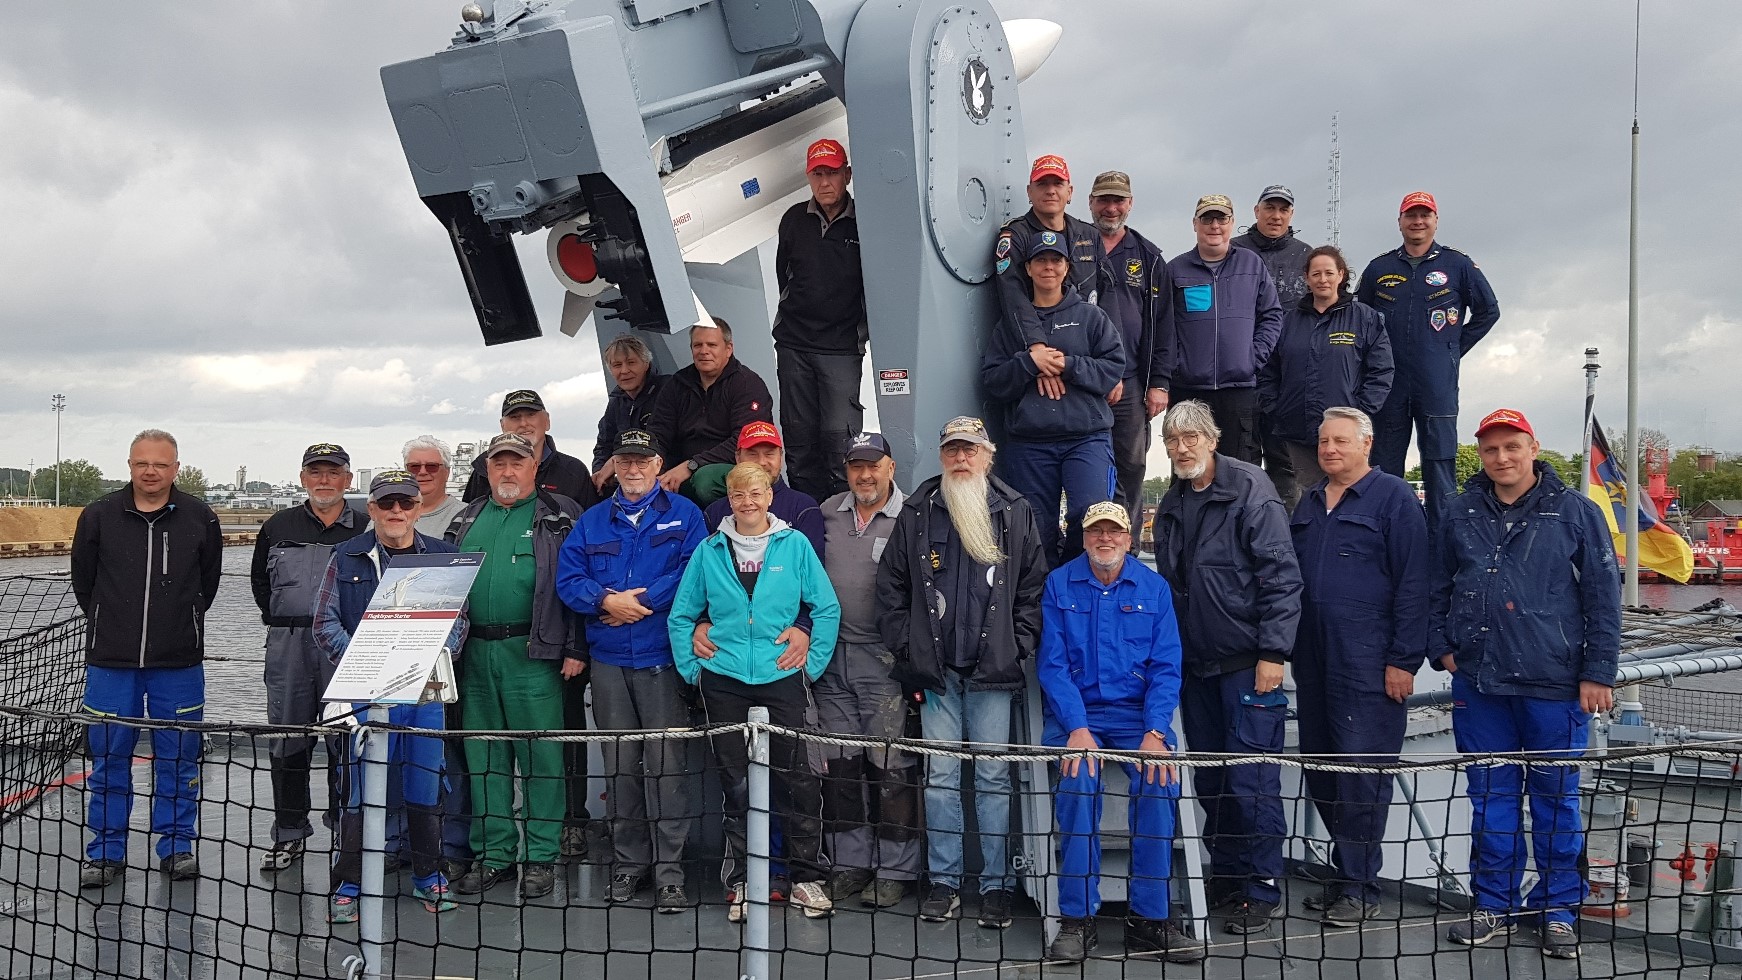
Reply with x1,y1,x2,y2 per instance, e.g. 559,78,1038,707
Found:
446,433,586,899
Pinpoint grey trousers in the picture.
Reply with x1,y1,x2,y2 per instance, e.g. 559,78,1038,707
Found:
812,641,922,879
590,661,694,886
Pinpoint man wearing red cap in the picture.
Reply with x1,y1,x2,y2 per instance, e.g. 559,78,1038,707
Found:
1430,408,1618,958
701,421,826,558
994,155,1106,353
773,138,867,503
1356,191,1500,535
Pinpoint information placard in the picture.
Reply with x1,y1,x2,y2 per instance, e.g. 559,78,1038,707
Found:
322,552,484,706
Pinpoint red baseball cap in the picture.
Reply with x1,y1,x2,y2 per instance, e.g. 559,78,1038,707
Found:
1399,190,1438,214
737,420,783,449
1474,408,1535,440
1029,154,1071,183
806,139,847,173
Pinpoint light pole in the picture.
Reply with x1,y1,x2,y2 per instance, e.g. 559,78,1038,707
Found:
51,394,65,506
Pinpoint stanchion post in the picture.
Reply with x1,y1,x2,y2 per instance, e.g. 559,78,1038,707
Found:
358,704,390,978
742,707,772,980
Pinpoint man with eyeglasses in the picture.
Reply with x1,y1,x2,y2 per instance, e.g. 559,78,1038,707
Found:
73,429,223,888
248,442,364,874
1160,196,1284,465
403,435,466,535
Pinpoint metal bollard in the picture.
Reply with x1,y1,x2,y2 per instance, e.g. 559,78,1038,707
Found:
343,704,391,979
742,706,772,980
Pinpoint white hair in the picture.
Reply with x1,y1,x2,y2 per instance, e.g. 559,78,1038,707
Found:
1161,400,1221,444
402,434,453,467
1320,407,1374,440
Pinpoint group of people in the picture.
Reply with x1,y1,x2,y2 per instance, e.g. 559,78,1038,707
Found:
64,140,1618,965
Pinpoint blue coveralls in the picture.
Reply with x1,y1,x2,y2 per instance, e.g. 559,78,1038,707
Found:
1290,467,1429,903
1355,243,1498,532
1036,554,1183,921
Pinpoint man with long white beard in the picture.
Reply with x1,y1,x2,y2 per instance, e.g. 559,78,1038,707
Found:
876,417,1047,929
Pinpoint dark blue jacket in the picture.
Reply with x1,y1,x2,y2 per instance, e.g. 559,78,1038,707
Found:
556,487,707,669
592,370,667,470
995,209,1106,350
1162,245,1284,391
1290,468,1429,694
982,286,1127,441
1429,463,1621,700
1036,554,1183,736
1231,227,1314,307
1355,241,1498,412
1152,454,1303,677
312,529,465,662
1098,227,1175,391
1258,293,1396,444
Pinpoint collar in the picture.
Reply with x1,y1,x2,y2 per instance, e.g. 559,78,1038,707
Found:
835,484,906,518
303,498,358,528
1065,551,1138,588
1394,241,1441,262
1312,465,1384,502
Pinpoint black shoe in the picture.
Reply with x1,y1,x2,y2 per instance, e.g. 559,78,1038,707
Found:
861,878,908,908
1322,895,1380,928
977,888,1015,929
1223,896,1280,934
1046,917,1098,961
79,859,123,889
608,871,643,903
440,856,472,881
382,851,408,875
1124,917,1206,963
1447,910,1513,946
454,862,514,895
160,852,199,881
1301,885,1336,912
521,862,557,899
1205,877,1243,913
1542,920,1580,959
919,883,961,922
655,884,691,914
828,868,875,903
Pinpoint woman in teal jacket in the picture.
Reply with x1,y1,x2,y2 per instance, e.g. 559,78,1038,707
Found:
669,462,841,920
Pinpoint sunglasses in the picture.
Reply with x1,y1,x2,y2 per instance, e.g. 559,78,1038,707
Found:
405,462,445,473
374,495,418,511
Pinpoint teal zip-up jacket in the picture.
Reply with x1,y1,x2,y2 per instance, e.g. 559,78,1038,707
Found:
668,522,841,686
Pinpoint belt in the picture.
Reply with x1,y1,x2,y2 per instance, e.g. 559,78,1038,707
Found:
470,622,532,641
266,615,314,628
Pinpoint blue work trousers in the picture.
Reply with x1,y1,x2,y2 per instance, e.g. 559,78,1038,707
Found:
1295,664,1406,904
1179,666,1287,904
83,665,205,862
1451,673,1589,925
922,670,1016,893
999,432,1115,566
1043,712,1177,920
1371,390,1455,534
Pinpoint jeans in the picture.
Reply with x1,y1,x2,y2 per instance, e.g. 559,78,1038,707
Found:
332,700,446,896
921,670,1016,893
83,665,205,862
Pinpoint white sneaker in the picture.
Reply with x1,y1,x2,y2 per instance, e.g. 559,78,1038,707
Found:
789,880,835,919
728,886,746,923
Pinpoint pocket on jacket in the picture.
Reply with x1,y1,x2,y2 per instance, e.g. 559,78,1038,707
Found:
1182,283,1214,314
1234,689,1288,752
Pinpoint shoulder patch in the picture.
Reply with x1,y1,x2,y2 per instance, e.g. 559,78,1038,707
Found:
994,231,1012,259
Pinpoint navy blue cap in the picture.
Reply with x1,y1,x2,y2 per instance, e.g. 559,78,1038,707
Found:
843,432,891,462
302,443,350,468
1026,230,1070,261
368,470,420,501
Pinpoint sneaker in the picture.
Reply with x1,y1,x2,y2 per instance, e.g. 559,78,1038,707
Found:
1447,910,1514,946
860,878,908,908
828,867,875,903
521,862,557,899
919,883,961,922
414,882,458,914
656,884,690,914
329,894,359,924
453,862,514,895
1205,877,1243,913
789,880,835,919
1124,917,1205,963
1542,920,1580,959
560,825,587,859
258,840,304,873
1223,896,1280,935
608,872,643,903
727,884,747,923
1046,916,1098,961
769,877,790,903
1322,895,1380,928
1301,885,1335,912
79,859,122,889
977,888,1015,929
161,852,199,881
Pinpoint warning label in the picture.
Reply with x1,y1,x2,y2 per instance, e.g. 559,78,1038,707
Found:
878,369,911,396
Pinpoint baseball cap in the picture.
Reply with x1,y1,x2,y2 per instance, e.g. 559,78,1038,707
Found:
737,420,783,450
1474,408,1535,440
1081,500,1131,531
1029,154,1071,183
611,428,661,458
1258,184,1295,205
500,389,545,417
843,432,892,463
302,443,350,468
368,469,420,501
1194,194,1234,218
484,432,535,458
939,416,993,448
1399,191,1438,214
1090,171,1132,198
1026,229,1070,261
806,138,847,172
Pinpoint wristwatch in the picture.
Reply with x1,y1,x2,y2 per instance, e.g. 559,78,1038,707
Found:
686,459,698,473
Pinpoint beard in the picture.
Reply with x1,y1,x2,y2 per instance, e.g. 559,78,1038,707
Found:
1094,214,1126,234
851,486,884,508
940,470,1006,566
1173,458,1208,483
492,481,525,504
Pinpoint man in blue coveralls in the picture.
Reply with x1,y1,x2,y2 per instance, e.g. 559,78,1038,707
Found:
1037,501,1204,963
1289,407,1428,926
1432,408,1618,959
1356,191,1499,534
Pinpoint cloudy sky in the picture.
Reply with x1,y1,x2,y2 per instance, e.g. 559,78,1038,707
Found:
2,0,1734,488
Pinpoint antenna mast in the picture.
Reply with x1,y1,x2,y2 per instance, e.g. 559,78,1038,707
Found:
1326,112,1342,247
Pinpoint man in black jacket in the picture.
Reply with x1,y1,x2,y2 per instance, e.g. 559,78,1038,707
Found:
1232,185,1315,511
650,318,775,506
875,417,1047,930
72,429,223,888
249,442,362,873
994,154,1105,350
462,388,599,510
773,138,866,502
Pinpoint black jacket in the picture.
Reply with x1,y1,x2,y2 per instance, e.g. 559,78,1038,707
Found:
1231,227,1314,307
995,209,1106,350
1257,293,1395,444
773,196,867,355
592,371,667,470
1152,454,1303,678
463,435,599,509
71,486,224,670
249,500,363,624
647,356,775,469
875,474,1048,694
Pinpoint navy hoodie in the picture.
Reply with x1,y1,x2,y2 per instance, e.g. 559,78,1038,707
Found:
981,286,1127,441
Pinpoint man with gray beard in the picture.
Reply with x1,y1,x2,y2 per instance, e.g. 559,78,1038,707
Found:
877,417,1048,929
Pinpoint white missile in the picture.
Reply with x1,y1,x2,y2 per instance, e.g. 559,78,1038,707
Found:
550,18,1064,333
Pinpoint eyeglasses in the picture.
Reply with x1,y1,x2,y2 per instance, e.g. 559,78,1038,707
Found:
1162,432,1203,449
1195,213,1232,225
1085,525,1128,537
129,461,175,472
374,496,419,511
726,489,770,503
942,444,983,459
405,462,445,473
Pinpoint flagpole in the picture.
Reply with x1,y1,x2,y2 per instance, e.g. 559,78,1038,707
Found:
1581,348,1599,498
1623,1,1641,609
